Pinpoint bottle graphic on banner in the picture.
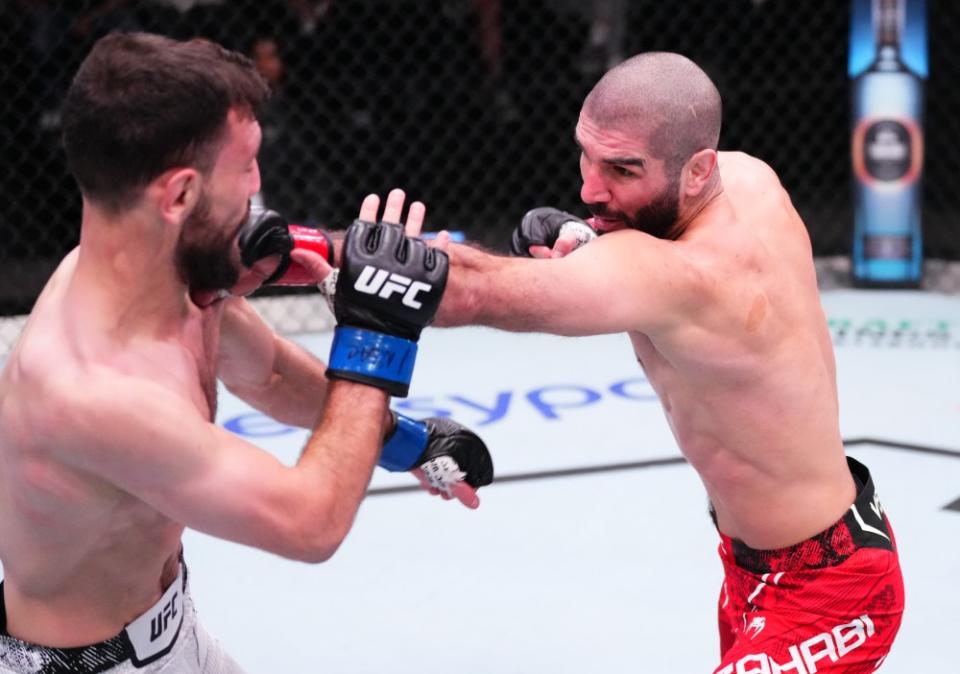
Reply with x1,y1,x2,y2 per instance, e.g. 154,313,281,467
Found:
850,0,924,286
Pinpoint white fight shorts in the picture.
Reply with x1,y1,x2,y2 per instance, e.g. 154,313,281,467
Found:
0,561,245,673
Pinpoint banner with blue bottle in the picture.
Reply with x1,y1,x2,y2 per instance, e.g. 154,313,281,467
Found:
849,0,927,287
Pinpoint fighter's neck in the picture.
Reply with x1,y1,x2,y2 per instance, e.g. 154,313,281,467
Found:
73,210,190,334
670,179,726,240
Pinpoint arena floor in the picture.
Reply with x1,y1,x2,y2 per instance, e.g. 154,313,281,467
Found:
1,287,957,672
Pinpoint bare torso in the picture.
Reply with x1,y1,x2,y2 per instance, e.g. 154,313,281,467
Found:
0,249,221,646
631,152,853,549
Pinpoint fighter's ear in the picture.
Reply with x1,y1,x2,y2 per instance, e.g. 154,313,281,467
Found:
682,149,718,198
156,167,201,226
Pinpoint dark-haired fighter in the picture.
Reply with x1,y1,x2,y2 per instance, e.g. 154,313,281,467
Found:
0,32,489,673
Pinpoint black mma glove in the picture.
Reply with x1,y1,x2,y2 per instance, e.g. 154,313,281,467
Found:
326,219,448,397
238,206,334,286
380,414,494,492
510,207,598,257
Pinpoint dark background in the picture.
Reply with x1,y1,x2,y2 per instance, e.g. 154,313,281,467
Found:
1,0,957,316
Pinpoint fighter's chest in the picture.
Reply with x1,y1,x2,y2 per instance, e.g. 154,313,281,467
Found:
119,309,222,422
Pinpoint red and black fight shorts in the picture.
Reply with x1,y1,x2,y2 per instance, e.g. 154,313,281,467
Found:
714,457,904,674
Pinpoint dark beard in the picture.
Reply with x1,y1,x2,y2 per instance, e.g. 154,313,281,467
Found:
175,194,247,292
588,179,681,240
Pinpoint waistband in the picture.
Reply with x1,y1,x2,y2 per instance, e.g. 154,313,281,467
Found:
0,560,188,673
720,457,895,574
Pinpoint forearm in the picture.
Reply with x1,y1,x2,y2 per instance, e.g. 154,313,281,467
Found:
435,242,555,332
292,380,389,560
235,335,395,431
433,242,498,327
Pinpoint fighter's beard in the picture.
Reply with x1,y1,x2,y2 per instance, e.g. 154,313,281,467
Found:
177,198,251,307
588,182,681,240
177,199,249,298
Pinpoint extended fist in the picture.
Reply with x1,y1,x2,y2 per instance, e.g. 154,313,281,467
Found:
510,207,598,259
326,218,448,396
237,206,334,287
336,219,447,342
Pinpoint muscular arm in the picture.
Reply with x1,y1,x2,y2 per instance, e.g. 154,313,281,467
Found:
435,230,703,336
218,297,396,435
59,372,387,563
216,223,343,425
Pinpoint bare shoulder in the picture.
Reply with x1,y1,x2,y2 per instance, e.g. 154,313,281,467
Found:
15,352,207,466
710,154,814,287
717,152,800,234
717,151,783,189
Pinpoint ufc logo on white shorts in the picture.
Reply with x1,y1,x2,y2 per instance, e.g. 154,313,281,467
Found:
354,266,432,309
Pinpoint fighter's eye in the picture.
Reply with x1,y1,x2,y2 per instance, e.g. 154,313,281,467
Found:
612,165,634,178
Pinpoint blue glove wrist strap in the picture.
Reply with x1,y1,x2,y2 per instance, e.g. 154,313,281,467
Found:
380,414,429,471
328,327,417,391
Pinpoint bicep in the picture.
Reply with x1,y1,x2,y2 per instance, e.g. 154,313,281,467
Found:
479,233,696,336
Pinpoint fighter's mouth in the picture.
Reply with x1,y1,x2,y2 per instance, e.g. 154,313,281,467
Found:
589,216,624,232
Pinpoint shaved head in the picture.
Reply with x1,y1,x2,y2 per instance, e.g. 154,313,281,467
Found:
583,52,721,173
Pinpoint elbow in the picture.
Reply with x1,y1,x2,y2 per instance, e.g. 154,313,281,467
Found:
275,525,346,565
281,497,355,564
289,539,342,565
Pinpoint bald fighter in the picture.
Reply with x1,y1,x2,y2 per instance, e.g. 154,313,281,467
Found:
0,32,490,673
302,53,905,672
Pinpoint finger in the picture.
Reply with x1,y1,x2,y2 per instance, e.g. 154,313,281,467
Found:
405,200,426,237
430,230,451,252
381,188,406,224
359,194,380,222
552,234,578,258
413,468,442,496
228,255,281,296
451,481,480,509
528,245,553,259
229,273,263,298
290,249,333,282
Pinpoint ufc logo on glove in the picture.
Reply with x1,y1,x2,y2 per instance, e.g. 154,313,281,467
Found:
353,265,433,309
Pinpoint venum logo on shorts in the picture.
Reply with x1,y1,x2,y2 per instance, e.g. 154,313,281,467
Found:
716,614,877,674
354,265,432,309
744,616,766,640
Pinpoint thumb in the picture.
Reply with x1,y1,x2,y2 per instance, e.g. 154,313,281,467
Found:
451,481,480,509
428,230,451,252
551,234,578,258
290,248,334,283
528,244,553,259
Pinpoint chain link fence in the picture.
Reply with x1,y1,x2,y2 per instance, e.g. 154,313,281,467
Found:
2,1,959,347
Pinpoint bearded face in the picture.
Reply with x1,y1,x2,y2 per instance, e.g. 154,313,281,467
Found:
175,190,249,292
587,170,681,240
